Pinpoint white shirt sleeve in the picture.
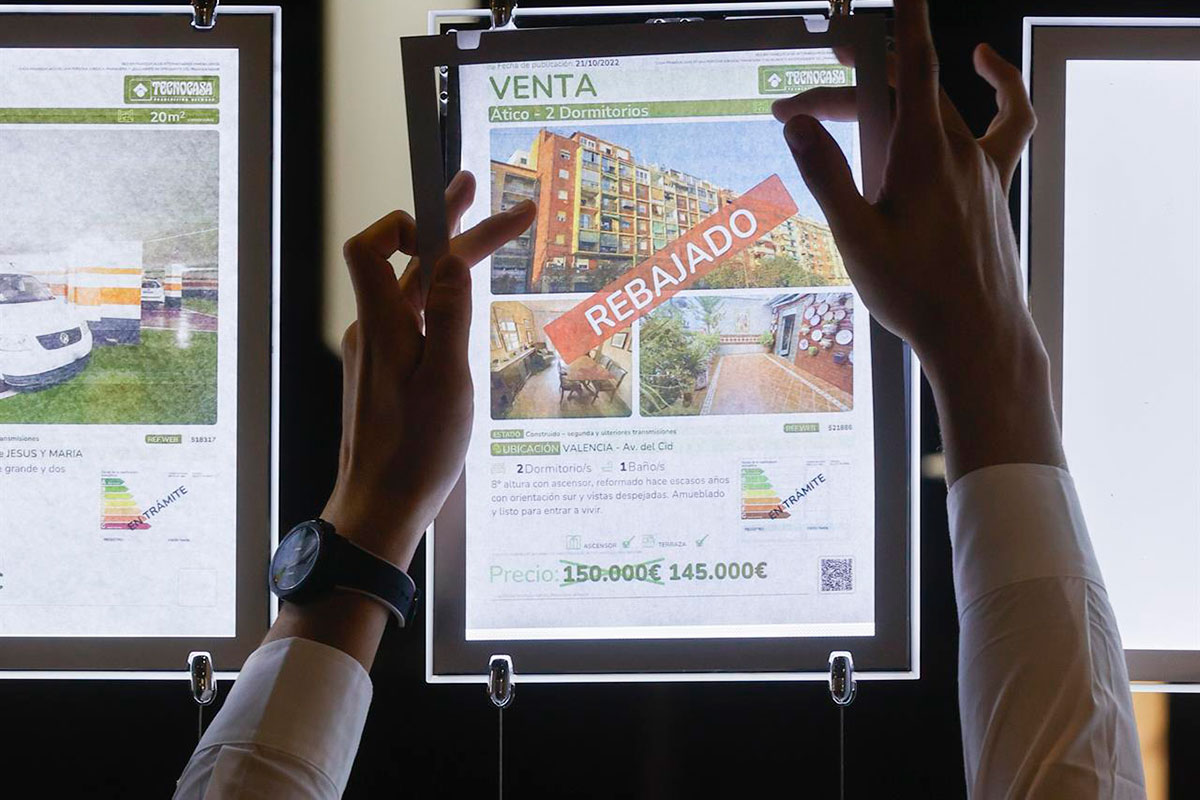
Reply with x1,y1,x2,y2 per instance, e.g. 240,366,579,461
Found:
173,636,373,800
948,463,1146,799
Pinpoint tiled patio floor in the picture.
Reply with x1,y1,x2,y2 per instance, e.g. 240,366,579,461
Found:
703,353,852,415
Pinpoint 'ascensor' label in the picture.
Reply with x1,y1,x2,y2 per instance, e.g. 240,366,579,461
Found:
124,76,220,104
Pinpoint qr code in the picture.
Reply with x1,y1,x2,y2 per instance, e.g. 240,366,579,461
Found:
820,558,854,593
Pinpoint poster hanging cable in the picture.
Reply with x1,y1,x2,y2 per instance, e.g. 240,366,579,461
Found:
487,655,515,799
188,651,218,742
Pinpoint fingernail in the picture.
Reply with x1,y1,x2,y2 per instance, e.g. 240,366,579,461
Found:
506,199,535,216
448,170,468,193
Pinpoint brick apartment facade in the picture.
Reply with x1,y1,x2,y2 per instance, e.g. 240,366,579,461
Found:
490,129,847,294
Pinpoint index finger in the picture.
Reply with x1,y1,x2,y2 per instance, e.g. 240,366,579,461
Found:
341,210,417,325
894,0,942,131
772,86,858,123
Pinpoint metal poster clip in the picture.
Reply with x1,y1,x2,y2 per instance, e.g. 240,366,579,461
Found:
188,650,218,706
190,0,219,31
487,654,515,708
490,0,517,31
828,650,856,706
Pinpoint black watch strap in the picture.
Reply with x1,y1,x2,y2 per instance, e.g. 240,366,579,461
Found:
329,534,419,627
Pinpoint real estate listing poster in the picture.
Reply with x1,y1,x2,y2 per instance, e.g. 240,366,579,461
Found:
0,48,239,637
457,48,875,640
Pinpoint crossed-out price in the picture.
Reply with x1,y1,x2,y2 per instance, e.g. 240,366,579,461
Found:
561,559,664,586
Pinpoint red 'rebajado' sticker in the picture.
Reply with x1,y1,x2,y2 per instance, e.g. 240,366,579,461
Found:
542,174,799,363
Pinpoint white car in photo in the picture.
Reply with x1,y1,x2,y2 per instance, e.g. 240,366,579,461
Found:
141,278,165,306
0,273,93,391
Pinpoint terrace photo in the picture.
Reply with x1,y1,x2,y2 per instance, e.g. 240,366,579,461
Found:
0,129,220,424
490,300,633,420
489,120,855,295
639,292,854,417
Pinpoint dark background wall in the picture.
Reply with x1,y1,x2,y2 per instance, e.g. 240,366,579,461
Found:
2,1,1198,797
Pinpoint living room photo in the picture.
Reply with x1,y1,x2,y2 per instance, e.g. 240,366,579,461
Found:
489,299,633,420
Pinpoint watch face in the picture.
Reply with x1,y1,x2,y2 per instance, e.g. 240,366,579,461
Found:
272,524,322,592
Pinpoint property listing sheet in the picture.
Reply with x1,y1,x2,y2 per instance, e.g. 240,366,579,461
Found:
457,49,876,640
0,49,239,636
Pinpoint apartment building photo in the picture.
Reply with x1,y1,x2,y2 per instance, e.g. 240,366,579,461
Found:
489,126,848,295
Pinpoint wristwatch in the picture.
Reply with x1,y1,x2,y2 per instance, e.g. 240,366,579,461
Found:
269,518,419,627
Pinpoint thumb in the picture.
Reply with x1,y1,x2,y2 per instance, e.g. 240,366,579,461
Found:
421,253,472,377
783,115,872,241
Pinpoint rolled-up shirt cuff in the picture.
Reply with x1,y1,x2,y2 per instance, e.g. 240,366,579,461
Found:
195,637,373,790
947,463,1105,613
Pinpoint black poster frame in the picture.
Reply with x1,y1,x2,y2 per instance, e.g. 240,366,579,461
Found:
404,13,915,681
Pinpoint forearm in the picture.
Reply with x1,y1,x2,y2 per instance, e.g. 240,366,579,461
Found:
174,636,374,799
948,466,1145,797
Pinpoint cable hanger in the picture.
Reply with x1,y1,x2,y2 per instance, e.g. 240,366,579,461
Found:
191,0,218,31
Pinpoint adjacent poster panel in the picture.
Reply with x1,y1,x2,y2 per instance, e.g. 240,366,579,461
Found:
0,6,278,676
1025,18,1200,686
0,47,240,638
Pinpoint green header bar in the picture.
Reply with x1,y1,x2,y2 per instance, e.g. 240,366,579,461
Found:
125,75,220,104
491,429,525,440
0,108,219,124
489,99,775,123
783,423,820,433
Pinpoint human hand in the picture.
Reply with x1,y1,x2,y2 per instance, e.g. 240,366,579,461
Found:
774,0,1062,482
321,171,536,567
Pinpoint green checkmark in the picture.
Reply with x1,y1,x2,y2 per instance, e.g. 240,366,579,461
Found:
622,536,634,547
696,534,709,547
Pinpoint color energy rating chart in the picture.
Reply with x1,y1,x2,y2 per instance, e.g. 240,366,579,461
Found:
740,458,852,536
741,463,790,520
101,474,148,530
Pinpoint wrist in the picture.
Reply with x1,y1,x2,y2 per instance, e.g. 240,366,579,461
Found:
919,314,1065,485
264,590,389,671
920,312,1049,400
320,491,427,570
